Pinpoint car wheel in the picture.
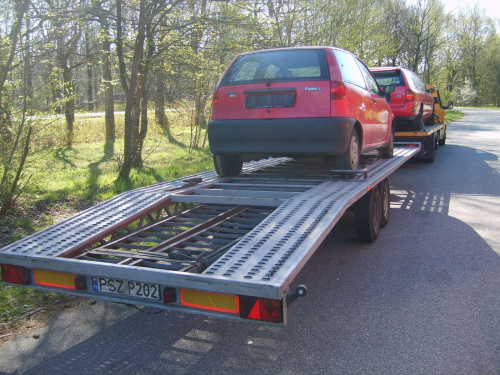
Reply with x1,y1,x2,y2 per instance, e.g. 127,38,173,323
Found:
381,125,394,159
213,154,243,176
335,128,360,170
411,109,425,131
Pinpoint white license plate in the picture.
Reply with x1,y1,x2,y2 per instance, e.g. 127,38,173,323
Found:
92,277,161,301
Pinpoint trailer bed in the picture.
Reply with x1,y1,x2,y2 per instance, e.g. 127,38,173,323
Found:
0,146,419,324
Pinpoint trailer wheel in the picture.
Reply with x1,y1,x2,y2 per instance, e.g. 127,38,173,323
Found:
355,186,382,243
213,154,243,176
380,178,390,228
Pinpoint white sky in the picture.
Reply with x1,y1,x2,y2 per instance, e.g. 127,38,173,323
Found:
442,0,500,20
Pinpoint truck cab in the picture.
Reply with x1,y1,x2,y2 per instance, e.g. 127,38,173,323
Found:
426,85,453,146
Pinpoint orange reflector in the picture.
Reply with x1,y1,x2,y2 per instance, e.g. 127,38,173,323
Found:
34,270,85,290
180,289,239,314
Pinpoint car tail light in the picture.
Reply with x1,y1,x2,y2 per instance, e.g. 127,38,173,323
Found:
331,81,346,100
212,89,218,105
405,89,414,102
1,264,31,285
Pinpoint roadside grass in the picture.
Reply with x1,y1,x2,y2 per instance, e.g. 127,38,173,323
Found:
445,109,463,123
0,110,213,323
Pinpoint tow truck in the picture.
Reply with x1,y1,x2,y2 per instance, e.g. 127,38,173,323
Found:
0,146,419,325
394,85,453,162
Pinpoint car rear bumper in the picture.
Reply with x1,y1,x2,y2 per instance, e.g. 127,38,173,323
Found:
208,118,356,156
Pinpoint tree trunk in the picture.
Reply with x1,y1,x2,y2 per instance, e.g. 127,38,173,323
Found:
155,68,169,132
118,0,147,180
100,17,115,142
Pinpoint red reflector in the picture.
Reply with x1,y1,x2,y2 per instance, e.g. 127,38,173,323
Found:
1,264,31,285
331,81,346,100
240,296,283,323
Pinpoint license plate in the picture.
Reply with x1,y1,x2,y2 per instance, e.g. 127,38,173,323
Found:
92,277,161,301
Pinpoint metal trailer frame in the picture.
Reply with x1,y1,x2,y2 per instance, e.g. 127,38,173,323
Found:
0,147,419,325
395,123,444,161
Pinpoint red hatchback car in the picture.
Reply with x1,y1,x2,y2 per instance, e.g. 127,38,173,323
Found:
208,47,395,176
370,66,434,131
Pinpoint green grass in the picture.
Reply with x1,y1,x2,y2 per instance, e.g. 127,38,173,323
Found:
0,109,213,323
445,109,463,123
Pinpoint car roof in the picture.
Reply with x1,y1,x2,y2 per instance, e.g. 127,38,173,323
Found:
236,46,347,56
369,66,404,72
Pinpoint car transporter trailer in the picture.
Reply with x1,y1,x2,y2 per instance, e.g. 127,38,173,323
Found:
0,145,420,326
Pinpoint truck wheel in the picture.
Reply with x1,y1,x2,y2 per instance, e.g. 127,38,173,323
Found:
213,154,243,176
438,130,446,146
335,128,360,170
355,186,382,243
380,178,390,228
381,125,394,159
423,132,436,163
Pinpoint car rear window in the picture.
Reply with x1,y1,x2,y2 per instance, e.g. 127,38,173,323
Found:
221,49,329,85
372,70,405,86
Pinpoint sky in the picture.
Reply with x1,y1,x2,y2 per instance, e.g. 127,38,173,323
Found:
442,0,500,20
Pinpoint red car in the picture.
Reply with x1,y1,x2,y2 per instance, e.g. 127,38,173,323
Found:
370,66,434,131
208,47,395,176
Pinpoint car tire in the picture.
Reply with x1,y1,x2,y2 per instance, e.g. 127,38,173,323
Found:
335,128,360,170
213,154,243,177
411,109,425,131
381,125,394,159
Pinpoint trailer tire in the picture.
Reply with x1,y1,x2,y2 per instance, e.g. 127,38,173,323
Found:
355,186,382,243
213,154,243,176
380,178,390,228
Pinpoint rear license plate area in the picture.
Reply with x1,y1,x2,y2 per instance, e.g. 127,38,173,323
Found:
92,277,161,301
245,93,295,109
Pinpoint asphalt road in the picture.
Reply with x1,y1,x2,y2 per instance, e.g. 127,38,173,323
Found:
1,108,499,375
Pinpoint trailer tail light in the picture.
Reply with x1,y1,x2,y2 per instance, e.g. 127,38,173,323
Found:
405,89,415,102
180,289,240,314
239,296,283,324
163,287,177,303
1,264,31,285
34,270,87,290
331,81,346,100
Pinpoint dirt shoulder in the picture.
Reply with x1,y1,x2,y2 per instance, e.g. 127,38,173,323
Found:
0,295,90,347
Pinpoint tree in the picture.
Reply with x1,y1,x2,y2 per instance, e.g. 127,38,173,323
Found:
0,0,33,215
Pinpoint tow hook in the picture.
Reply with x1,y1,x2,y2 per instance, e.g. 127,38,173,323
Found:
286,284,308,308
